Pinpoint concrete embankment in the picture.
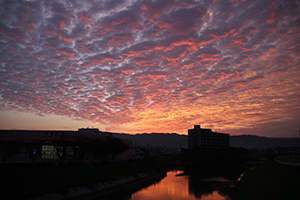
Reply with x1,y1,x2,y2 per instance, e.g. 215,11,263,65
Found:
30,172,165,200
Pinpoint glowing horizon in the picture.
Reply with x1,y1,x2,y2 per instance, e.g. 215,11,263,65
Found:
0,0,299,137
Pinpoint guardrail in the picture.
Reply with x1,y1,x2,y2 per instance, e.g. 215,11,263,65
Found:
275,155,300,167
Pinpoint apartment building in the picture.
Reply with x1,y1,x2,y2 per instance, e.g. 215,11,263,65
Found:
188,125,230,149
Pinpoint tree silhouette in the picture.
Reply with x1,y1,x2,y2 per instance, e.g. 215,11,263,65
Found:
88,137,129,160
89,138,106,160
107,137,130,159
53,137,75,160
0,141,22,163
75,136,90,160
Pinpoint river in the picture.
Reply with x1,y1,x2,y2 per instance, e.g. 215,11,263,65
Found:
114,170,237,200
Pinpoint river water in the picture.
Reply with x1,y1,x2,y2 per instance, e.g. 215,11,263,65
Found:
118,170,236,200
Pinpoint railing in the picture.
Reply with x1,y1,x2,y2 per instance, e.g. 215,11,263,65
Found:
275,155,300,167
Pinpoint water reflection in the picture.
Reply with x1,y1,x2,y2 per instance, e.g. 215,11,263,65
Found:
129,171,228,200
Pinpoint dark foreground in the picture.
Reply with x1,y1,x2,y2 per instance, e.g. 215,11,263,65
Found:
1,151,298,200
238,161,300,200
0,157,167,200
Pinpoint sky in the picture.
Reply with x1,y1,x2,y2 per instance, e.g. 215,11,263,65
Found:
0,0,299,137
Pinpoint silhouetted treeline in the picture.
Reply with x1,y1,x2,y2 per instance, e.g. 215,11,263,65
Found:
75,136,129,160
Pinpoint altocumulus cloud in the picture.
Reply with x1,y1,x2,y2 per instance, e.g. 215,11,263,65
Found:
0,0,299,136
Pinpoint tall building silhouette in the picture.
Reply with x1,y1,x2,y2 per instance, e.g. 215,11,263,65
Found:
188,125,229,149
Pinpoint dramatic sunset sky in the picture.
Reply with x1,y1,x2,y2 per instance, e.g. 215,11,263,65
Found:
0,0,299,137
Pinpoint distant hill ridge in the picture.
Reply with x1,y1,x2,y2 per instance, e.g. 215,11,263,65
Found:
114,133,187,148
113,133,300,149
230,135,300,149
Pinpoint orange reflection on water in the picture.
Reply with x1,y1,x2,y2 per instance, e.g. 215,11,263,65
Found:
131,171,227,200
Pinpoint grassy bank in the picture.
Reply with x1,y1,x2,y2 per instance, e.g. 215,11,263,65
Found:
0,157,167,200
238,161,300,200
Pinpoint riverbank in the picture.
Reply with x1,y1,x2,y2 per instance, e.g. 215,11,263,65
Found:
237,160,300,200
0,157,167,200
34,171,165,200
72,172,165,200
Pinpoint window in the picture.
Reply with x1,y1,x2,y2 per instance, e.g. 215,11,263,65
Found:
42,145,59,159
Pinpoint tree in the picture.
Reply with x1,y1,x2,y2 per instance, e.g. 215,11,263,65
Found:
89,138,106,160
52,137,75,160
53,145,65,160
107,137,129,159
0,141,22,163
75,136,90,160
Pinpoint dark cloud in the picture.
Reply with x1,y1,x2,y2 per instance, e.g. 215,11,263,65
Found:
103,0,127,10
168,5,206,34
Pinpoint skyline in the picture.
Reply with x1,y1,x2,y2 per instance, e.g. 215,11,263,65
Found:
0,0,299,137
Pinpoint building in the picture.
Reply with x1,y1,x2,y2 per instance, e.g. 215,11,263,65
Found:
0,128,132,163
78,127,112,137
188,125,230,149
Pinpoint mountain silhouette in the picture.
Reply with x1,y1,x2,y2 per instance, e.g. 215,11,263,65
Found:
114,133,299,149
